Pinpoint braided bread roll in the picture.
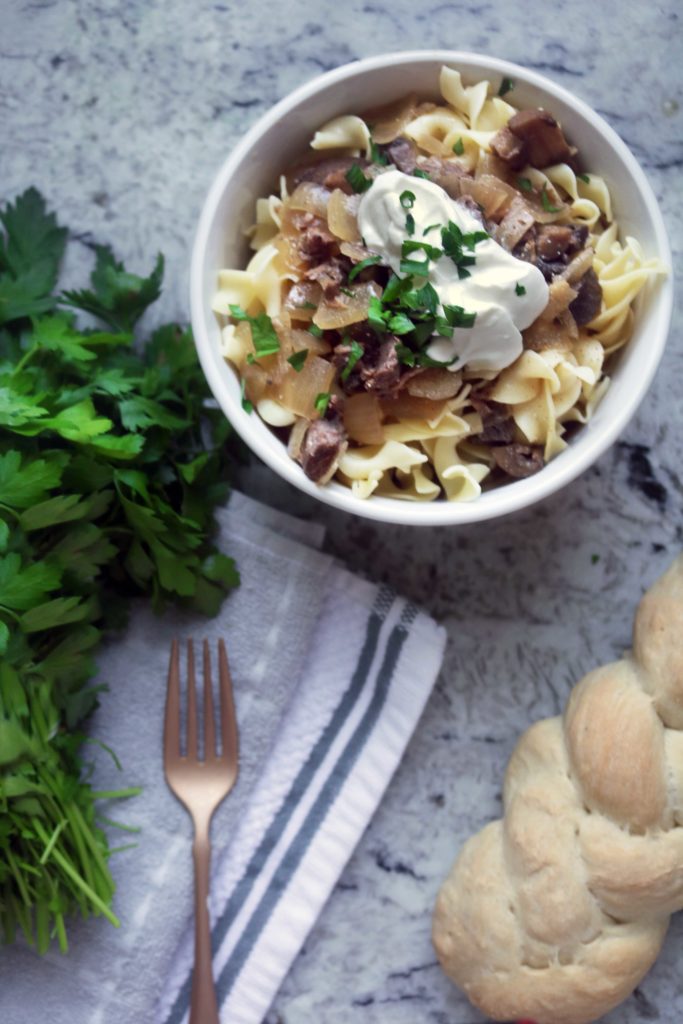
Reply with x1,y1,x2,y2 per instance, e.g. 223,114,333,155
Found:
433,556,683,1024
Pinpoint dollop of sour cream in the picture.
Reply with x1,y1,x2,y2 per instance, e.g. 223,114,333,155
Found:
357,169,548,372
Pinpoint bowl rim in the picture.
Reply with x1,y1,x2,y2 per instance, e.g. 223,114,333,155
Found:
190,49,673,526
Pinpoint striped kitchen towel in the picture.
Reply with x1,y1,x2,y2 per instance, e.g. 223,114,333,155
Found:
157,543,445,1023
0,491,445,1024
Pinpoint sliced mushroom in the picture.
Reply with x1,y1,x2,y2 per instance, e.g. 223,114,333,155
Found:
491,443,545,478
507,109,572,168
569,268,603,325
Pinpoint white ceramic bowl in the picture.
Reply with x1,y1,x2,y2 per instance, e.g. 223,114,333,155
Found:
190,51,672,526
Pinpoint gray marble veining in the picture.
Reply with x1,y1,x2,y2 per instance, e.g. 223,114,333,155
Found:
2,1,682,1021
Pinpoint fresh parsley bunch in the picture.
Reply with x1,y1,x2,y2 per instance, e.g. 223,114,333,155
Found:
0,188,240,952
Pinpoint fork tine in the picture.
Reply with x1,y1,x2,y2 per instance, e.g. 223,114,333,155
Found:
203,639,217,760
164,638,181,764
186,639,198,760
217,639,238,768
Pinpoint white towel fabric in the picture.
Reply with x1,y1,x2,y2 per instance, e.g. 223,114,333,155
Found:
0,492,446,1024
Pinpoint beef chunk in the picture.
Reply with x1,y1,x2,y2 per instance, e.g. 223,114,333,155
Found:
536,225,574,261
299,417,347,483
492,443,544,478
569,268,603,326
470,398,516,445
360,338,401,395
297,217,336,260
417,156,471,198
384,137,419,173
304,257,349,300
293,157,368,192
490,125,528,170
507,109,572,168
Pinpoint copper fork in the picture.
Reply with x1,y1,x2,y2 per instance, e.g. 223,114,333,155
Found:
164,638,239,1024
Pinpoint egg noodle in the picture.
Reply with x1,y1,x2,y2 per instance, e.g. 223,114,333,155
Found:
213,67,666,501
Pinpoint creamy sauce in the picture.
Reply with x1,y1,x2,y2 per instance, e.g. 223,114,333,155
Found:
357,169,548,372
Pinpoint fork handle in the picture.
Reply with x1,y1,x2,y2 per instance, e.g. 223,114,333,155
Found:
190,827,220,1024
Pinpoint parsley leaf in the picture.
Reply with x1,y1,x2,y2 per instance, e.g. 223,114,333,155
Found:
453,137,465,155
348,254,382,282
498,76,514,97
287,348,309,372
0,187,242,955
345,164,372,193
515,282,526,296
340,339,364,382
63,246,164,332
370,140,388,165
541,185,562,214
229,304,281,356
314,391,331,415
517,176,533,192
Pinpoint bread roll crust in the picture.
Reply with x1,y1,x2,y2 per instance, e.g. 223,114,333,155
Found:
433,556,683,1024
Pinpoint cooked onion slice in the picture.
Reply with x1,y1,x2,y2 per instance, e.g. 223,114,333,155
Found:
268,354,335,418
363,94,419,144
313,281,381,330
283,281,322,321
460,174,517,220
381,394,448,421
327,189,361,242
343,392,385,444
287,182,331,218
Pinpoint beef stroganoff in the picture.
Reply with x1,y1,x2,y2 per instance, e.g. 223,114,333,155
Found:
213,67,665,502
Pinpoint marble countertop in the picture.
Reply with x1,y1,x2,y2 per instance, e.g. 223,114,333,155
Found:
2,1,681,1021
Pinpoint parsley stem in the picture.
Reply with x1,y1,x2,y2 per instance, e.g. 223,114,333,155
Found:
32,818,121,927
12,346,37,374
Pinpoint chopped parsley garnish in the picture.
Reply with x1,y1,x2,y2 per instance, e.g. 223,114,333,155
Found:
440,221,488,279
405,212,416,236
413,169,430,179
314,391,331,416
371,273,465,366
498,76,514,97
246,352,256,364
348,254,382,282
370,140,388,165
308,323,324,337
399,255,431,277
541,185,562,213
452,137,465,156
368,295,388,332
399,189,416,209
578,172,590,184
396,344,458,368
402,239,443,261
339,286,354,297
591,553,600,564
241,379,253,413
345,164,372,193
442,304,477,329
517,176,533,192
287,348,309,372
422,222,440,236
387,311,415,335
229,304,281,357
340,338,364,382
402,280,440,316
300,300,317,309
515,282,526,296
